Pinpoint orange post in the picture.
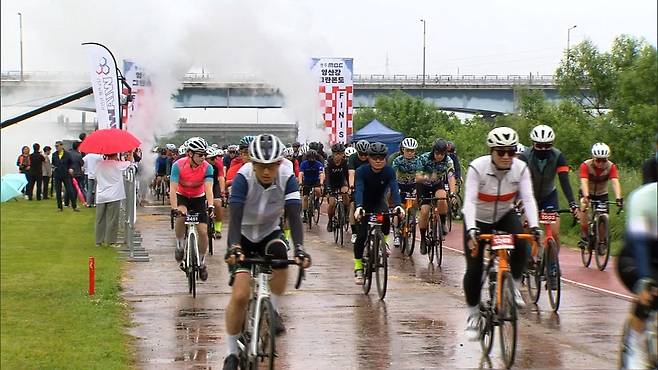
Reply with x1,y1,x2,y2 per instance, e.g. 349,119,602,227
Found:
89,256,95,296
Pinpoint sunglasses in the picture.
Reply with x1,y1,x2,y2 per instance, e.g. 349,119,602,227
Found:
370,155,386,161
595,158,608,163
192,152,207,157
358,152,368,157
434,151,447,156
494,148,516,157
534,143,553,150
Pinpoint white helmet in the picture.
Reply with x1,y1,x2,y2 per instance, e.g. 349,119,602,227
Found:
530,125,555,143
591,142,610,158
249,134,285,164
217,149,224,157
165,143,177,151
178,145,187,155
206,147,220,158
211,143,219,149
486,127,519,148
345,147,357,157
299,144,310,155
401,137,418,150
227,144,239,152
283,147,295,158
516,143,526,154
184,136,209,153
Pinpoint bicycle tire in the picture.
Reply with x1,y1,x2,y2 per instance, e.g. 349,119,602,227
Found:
480,301,495,355
337,203,345,246
338,213,344,246
405,211,416,257
313,197,321,225
526,258,541,304
580,223,593,268
307,196,314,231
333,214,339,244
375,234,388,300
595,214,610,271
545,239,561,312
499,271,518,368
362,235,373,295
208,226,214,256
251,298,276,370
170,214,174,230
188,233,197,298
436,219,443,267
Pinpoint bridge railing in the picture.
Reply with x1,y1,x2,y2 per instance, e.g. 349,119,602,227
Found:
352,74,556,86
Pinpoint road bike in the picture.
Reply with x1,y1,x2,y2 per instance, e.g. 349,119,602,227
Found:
174,211,202,298
444,181,462,232
580,199,621,271
478,232,535,369
361,211,397,300
329,190,348,246
236,256,305,370
399,190,418,257
420,196,446,266
305,186,321,230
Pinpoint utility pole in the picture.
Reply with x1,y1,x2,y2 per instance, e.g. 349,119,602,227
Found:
420,19,426,98
18,12,23,81
567,25,577,71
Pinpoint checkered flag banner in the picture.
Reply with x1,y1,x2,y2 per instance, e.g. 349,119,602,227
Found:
311,58,354,144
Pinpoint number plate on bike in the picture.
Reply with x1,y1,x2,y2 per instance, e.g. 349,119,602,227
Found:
595,203,608,213
369,214,384,223
186,214,199,223
539,212,557,224
491,234,515,250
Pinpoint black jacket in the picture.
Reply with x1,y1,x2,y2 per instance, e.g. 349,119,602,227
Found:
51,150,73,178
28,152,45,176
69,150,84,177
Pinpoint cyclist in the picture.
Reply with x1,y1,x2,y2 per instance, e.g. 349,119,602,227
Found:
577,142,623,248
391,137,423,247
170,137,215,281
222,134,311,370
226,137,254,187
299,149,325,223
324,143,350,232
353,142,405,284
617,170,657,368
223,145,239,177
515,143,526,158
206,147,227,237
462,127,542,339
153,148,168,193
518,124,578,253
348,139,370,243
417,138,456,254
177,144,186,160
283,147,300,177
446,141,462,185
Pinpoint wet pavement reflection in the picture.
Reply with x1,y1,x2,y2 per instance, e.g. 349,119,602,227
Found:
124,206,626,369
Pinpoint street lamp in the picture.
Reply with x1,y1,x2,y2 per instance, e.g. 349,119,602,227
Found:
18,12,23,81
566,25,577,71
420,19,426,96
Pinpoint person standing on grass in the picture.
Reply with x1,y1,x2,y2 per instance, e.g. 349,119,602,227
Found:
26,143,45,201
42,146,53,200
69,141,86,198
94,153,133,247
83,153,103,207
17,145,31,197
52,141,78,212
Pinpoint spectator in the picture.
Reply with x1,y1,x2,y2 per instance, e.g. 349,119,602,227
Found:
94,153,132,247
17,146,30,197
83,153,103,207
26,143,45,201
52,141,78,212
69,141,86,201
42,146,53,200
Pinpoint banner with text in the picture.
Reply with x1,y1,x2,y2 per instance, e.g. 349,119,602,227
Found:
311,58,353,144
122,60,151,132
84,43,120,129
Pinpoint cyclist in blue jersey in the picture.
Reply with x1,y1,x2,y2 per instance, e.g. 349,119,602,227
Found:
299,149,325,223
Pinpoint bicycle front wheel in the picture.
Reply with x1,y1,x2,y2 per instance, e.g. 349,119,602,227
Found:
499,271,518,369
188,234,197,298
545,239,561,312
375,234,388,300
405,210,416,257
251,298,276,370
208,221,214,256
526,258,541,304
595,215,610,271
436,220,443,267
313,198,321,225
362,236,373,295
337,203,345,246
580,230,593,268
307,198,314,231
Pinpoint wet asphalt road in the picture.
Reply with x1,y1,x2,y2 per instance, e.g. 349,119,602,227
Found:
123,205,628,369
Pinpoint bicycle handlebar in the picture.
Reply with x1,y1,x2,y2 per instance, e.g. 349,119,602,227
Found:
241,257,306,289
478,233,535,242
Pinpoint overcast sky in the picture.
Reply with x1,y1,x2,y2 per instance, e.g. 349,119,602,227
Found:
1,0,656,77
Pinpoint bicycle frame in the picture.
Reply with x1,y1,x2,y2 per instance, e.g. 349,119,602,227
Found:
184,215,200,271
244,267,271,359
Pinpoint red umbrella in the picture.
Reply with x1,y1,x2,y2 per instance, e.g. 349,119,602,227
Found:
79,128,141,154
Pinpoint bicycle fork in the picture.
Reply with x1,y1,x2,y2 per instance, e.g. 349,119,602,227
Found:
248,273,271,358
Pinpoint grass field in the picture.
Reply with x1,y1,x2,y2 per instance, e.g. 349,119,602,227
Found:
0,199,132,370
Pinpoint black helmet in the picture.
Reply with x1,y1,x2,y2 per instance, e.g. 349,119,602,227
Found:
222,144,229,150
305,149,318,161
355,140,370,154
368,142,388,156
331,143,346,153
432,139,448,154
308,142,320,151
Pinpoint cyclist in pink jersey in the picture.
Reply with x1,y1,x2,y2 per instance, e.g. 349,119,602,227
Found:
170,137,215,281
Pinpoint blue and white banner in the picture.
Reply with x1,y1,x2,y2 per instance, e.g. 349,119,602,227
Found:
84,43,121,129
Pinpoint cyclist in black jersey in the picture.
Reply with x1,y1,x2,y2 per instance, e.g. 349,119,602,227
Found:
324,143,350,232
347,140,370,243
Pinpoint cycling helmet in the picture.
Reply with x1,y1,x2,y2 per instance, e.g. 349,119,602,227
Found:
211,143,219,149
227,144,239,152
165,143,177,151
401,137,418,150
249,134,285,164
206,147,219,158
240,135,256,146
217,149,224,157
299,144,310,155
355,140,370,154
530,125,555,143
331,142,346,153
178,145,187,156
345,147,357,157
446,141,456,153
486,127,519,148
292,142,301,148
591,142,610,158
305,149,318,161
185,136,209,153
432,138,449,153
222,144,229,150
516,143,526,154
368,142,388,156
308,142,320,151
283,147,295,158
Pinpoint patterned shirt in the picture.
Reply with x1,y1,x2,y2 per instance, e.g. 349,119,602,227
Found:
392,155,423,184
418,152,455,183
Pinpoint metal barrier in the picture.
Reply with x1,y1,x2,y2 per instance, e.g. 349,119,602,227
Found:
118,165,149,262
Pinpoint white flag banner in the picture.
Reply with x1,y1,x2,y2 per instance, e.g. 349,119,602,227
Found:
122,60,151,132
84,43,121,129
310,58,354,144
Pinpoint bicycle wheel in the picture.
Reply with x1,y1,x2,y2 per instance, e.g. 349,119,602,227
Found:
338,208,344,246
375,234,388,300
405,210,416,257
436,219,443,267
362,236,373,295
480,302,495,355
545,239,561,312
188,234,197,298
525,257,541,304
208,224,214,256
499,271,518,368
313,197,321,225
333,215,339,244
250,298,276,370
595,215,610,271
580,226,593,268
307,197,314,231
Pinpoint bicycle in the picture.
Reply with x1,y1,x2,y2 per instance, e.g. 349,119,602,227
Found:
207,214,215,256
174,211,202,298
525,208,573,312
618,287,658,369
420,196,446,266
361,211,397,300
399,190,418,257
236,256,305,370
477,232,535,369
443,181,461,232
305,186,321,230
155,176,168,205
450,181,463,221
580,199,622,271
329,190,348,246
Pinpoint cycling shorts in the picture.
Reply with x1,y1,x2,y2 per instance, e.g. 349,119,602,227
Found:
176,194,208,224
212,183,222,200
302,181,321,195
417,181,445,205
156,171,166,177
229,230,289,281
538,189,559,211
398,183,416,199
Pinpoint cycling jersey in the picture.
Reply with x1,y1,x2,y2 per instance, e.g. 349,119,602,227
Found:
229,162,300,243
354,164,401,210
347,153,369,171
418,152,455,183
391,155,422,184
324,155,349,188
626,183,658,276
462,155,539,230
170,157,213,198
300,160,324,185
155,156,168,176
226,157,245,185
519,147,572,200
579,159,618,196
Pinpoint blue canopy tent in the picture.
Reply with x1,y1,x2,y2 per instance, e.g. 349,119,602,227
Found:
351,119,404,155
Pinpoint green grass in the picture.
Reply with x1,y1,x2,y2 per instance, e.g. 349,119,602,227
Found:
1,199,133,370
